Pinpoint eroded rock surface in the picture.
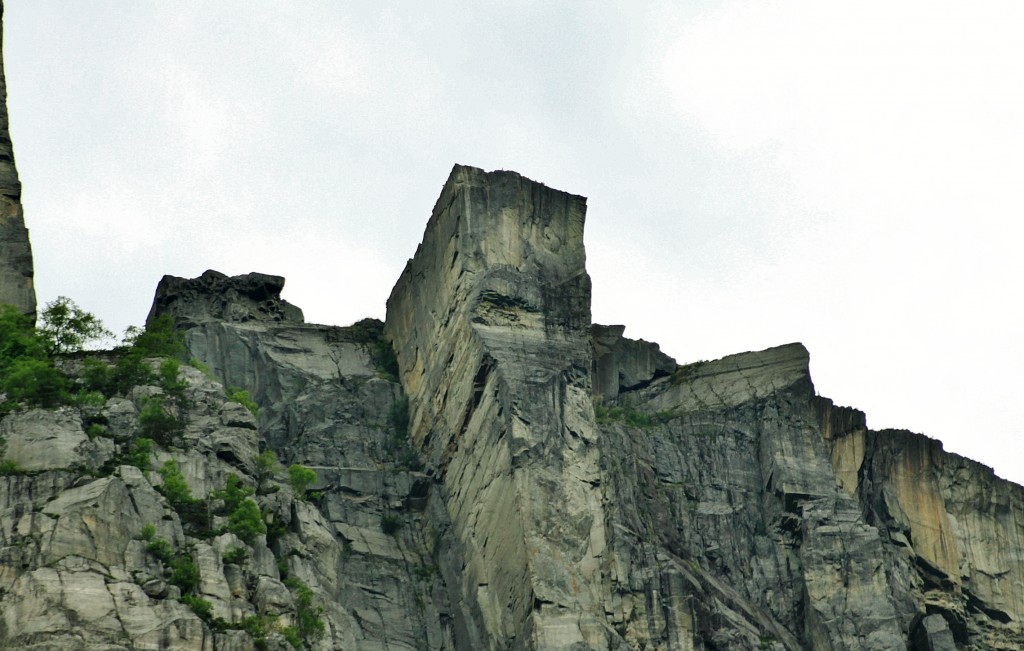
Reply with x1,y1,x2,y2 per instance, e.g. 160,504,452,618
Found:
148,269,304,327
153,280,459,649
1,163,1022,651
0,2,35,319
591,324,675,400
1,365,289,650
387,165,605,649
382,165,1024,650
596,338,1023,650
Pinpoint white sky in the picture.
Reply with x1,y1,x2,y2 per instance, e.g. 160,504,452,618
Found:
5,2,1023,485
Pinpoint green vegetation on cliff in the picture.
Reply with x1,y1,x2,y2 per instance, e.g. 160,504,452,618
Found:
1,300,187,415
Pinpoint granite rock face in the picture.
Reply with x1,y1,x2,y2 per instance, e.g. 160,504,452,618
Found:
151,284,459,649
0,1,36,319
382,165,1024,650
2,161,1023,650
1,365,289,650
0,407,114,472
591,324,675,400
386,165,604,649
148,269,304,328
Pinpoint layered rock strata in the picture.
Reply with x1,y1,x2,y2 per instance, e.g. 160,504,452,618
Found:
0,1,36,319
1,364,288,649
150,271,459,649
603,340,1023,650
382,165,1024,650
1,300,459,649
386,165,606,649
1,162,1022,650
148,270,304,328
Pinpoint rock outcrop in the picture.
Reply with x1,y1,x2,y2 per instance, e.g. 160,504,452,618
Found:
381,165,1024,650
386,165,604,648
0,153,1022,648
4,164,1023,650
148,272,459,650
0,1,36,319
1,364,283,650
148,270,304,328
592,323,676,400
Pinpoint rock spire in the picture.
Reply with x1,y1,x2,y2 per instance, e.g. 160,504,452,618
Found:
387,165,615,647
0,1,35,319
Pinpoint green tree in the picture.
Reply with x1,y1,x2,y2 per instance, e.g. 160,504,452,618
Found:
158,459,210,534
0,305,45,365
169,554,201,593
285,577,325,642
139,397,184,446
213,473,254,513
122,314,185,358
222,546,248,565
287,464,317,497
159,358,188,398
145,537,174,564
158,459,194,506
38,296,113,355
0,306,65,410
254,450,279,492
372,339,400,380
227,498,266,544
0,459,26,476
83,328,187,400
228,387,258,416
110,353,156,395
127,437,155,471
2,357,68,407
180,594,213,621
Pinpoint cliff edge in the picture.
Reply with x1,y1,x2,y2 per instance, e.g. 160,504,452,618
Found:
379,165,1023,650
0,8,1020,642
1,165,1022,651
0,1,36,319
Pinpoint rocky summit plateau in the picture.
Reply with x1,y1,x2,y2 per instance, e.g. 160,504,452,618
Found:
1,9,1022,651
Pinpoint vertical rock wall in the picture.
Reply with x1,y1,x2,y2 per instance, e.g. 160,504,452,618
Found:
386,165,609,649
856,429,1024,649
384,165,1024,650
0,1,35,319
149,270,461,650
1,152,1022,649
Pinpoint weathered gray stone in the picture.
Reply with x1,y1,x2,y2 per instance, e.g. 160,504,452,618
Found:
253,575,294,614
1,156,1023,651
912,614,958,651
102,397,138,440
220,401,257,429
148,268,303,327
855,428,1024,649
108,580,209,650
40,477,151,567
138,269,459,649
591,323,676,400
387,165,607,648
0,407,112,472
0,2,34,319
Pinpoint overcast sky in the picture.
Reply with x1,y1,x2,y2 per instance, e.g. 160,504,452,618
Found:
5,2,1022,485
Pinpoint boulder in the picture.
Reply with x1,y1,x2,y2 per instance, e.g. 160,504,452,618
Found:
147,269,303,328
1,407,113,472
591,323,676,399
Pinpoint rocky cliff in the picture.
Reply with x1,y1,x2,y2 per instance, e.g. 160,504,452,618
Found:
380,167,1024,650
0,1,36,319
5,164,1020,650
0,11,1022,647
